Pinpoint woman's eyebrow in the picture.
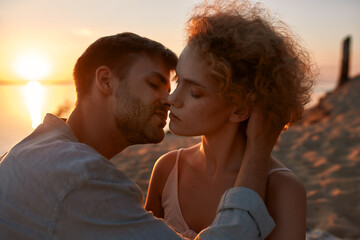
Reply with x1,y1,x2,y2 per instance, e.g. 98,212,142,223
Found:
182,78,206,89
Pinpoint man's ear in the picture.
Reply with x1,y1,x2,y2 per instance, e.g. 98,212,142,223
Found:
95,66,113,95
229,106,251,123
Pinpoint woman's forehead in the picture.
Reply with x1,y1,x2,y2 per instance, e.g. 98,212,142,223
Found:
177,46,209,77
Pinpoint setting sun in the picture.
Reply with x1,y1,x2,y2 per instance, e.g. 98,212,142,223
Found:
13,53,52,81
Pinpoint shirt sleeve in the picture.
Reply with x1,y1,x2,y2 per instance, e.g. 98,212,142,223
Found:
54,177,182,240
54,178,274,240
197,187,275,240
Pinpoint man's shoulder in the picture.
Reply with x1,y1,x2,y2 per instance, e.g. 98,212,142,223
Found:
2,131,127,195
10,133,106,168
7,118,106,167
34,140,122,182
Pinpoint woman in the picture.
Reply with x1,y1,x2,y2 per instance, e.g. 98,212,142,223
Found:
145,0,315,239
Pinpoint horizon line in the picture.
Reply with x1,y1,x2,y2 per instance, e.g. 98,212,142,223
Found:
0,80,73,86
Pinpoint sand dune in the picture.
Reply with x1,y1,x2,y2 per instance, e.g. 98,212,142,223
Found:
112,76,360,239
274,76,360,239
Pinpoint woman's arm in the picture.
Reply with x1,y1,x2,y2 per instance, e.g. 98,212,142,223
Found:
265,171,307,240
145,150,178,218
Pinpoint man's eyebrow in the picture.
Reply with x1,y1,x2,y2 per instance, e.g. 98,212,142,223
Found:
150,72,168,85
150,71,171,93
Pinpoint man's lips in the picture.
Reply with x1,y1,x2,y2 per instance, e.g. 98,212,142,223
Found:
155,111,168,126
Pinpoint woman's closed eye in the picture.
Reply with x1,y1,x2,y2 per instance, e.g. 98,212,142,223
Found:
190,89,203,98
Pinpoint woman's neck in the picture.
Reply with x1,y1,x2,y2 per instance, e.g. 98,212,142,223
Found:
200,124,246,177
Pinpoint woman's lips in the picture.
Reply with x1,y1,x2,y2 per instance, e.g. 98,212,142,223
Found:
169,112,181,121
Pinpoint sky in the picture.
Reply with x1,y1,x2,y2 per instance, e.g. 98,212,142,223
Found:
0,0,359,89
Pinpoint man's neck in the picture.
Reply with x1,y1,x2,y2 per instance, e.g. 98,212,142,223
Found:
67,103,130,159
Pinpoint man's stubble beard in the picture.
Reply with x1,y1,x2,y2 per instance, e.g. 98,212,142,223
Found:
114,87,165,145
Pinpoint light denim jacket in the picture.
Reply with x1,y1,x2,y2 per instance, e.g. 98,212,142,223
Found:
0,114,275,239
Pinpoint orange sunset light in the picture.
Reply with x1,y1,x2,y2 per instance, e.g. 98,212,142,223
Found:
13,52,50,129
23,81,45,129
13,52,52,81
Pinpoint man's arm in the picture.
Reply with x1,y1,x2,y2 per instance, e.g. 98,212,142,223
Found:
198,187,275,239
55,178,274,240
54,172,274,240
54,177,180,240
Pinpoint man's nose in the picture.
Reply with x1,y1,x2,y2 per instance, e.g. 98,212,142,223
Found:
161,91,171,109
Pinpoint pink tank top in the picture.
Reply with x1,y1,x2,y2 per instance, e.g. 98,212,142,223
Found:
162,149,198,239
161,149,292,239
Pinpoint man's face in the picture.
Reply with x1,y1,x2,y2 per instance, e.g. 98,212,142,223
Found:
113,55,171,145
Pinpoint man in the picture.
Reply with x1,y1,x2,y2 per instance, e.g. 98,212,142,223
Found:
0,33,276,239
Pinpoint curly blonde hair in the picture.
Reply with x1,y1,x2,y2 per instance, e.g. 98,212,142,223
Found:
186,0,316,125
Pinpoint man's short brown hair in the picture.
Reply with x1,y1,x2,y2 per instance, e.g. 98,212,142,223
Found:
73,32,177,100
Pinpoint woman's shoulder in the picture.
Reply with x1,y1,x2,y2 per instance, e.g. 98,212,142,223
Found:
265,160,307,239
152,149,178,178
146,149,180,209
182,143,201,158
153,143,201,178
267,157,306,199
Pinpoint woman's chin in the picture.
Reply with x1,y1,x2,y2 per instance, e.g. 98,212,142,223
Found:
169,126,199,137
168,126,180,136
169,124,184,136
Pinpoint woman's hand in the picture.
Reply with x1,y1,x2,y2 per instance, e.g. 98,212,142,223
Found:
245,107,284,155
234,107,285,200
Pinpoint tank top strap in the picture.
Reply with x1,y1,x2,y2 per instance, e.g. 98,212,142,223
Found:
162,149,183,202
267,167,292,176
161,148,197,238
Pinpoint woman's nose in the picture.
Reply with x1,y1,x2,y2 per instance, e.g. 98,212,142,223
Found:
167,87,182,108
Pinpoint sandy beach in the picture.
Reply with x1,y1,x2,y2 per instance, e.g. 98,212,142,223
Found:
274,76,360,239
112,76,360,239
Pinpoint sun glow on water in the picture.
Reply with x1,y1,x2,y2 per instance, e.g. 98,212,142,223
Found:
23,81,44,129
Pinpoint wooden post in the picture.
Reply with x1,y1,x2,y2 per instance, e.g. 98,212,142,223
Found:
338,36,351,88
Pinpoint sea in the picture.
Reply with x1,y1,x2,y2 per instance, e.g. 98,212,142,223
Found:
0,83,76,155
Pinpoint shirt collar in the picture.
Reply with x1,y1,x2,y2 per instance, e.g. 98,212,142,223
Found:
42,113,78,142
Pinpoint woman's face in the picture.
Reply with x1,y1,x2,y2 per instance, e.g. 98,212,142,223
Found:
168,45,234,136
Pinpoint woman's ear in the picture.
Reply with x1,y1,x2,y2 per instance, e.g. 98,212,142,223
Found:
229,106,251,123
95,66,113,95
